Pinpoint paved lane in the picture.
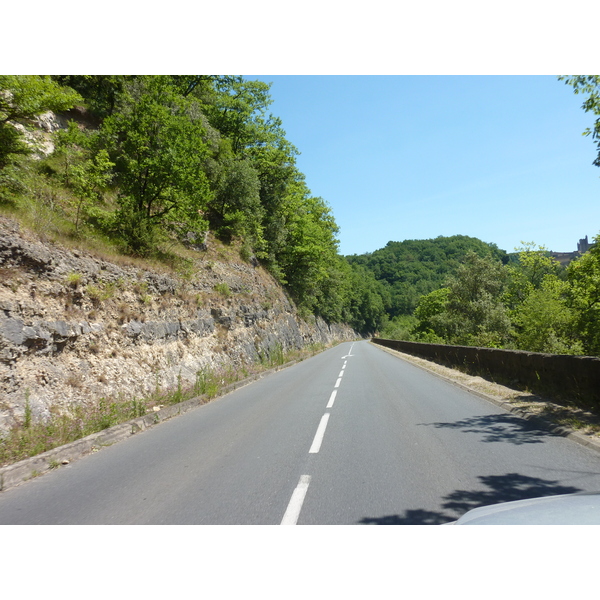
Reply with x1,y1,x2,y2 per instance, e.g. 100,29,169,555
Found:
1,340,600,524
0,342,352,524
298,342,600,523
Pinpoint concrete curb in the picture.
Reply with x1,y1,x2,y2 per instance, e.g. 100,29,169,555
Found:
371,342,600,456
0,359,299,493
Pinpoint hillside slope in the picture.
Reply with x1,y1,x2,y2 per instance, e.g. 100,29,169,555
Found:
346,235,509,316
0,217,356,433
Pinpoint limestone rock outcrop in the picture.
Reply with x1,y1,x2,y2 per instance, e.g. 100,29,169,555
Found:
0,217,356,432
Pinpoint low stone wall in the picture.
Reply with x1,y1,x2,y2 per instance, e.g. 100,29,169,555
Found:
371,338,600,410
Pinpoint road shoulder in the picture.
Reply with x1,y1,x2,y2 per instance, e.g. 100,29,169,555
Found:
371,342,600,455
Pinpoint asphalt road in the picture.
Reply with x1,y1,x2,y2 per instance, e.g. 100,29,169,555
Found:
2,340,600,524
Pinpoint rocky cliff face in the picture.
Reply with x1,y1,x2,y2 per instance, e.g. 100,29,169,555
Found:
0,217,356,433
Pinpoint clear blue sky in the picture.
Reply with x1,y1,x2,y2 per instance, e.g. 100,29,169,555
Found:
248,76,599,257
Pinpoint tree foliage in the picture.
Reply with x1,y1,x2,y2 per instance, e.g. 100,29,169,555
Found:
566,234,600,355
99,76,212,253
419,252,512,347
347,235,508,317
512,276,581,354
3,74,597,347
17,74,384,331
504,242,562,309
0,75,82,168
559,76,600,167
402,240,599,355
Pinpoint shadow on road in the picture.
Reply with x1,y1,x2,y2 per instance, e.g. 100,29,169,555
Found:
358,472,584,525
417,413,556,445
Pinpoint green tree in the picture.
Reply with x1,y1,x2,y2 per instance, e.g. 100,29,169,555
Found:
567,233,600,355
253,141,299,275
55,120,90,186
345,263,390,334
203,143,264,247
275,181,340,315
54,122,113,232
0,75,81,168
168,75,216,100
51,76,130,118
100,76,212,254
559,76,600,167
503,243,581,354
379,315,418,341
435,252,512,347
512,276,582,354
412,287,452,342
186,75,301,273
504,242,563,310
449,253,512,347
69,149,114,232
201,77,277,155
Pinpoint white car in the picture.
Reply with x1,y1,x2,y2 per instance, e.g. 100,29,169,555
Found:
448,491,600,524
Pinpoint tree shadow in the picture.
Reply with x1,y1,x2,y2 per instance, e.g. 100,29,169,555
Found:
358,472,585,525
417,413,556,445
360,509,452,525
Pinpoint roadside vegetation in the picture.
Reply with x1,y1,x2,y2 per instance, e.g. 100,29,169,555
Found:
371,240,600,356
0,341,328,467
0,75,385,335
4,75,596,352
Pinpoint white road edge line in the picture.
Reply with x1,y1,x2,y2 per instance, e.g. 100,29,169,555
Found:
309,413,330,453
281,475,311,525
327,390,337,408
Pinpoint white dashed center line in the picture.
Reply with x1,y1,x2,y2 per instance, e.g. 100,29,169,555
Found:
281,345,356,524
281,475,311,525
309,413,330,453
326,390,337,408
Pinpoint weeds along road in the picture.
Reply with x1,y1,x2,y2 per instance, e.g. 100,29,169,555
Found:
2,340,600,524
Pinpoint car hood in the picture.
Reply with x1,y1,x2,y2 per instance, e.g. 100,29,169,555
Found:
448,491,600,525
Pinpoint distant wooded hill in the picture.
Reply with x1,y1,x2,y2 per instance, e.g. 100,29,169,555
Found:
345,235,508,317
